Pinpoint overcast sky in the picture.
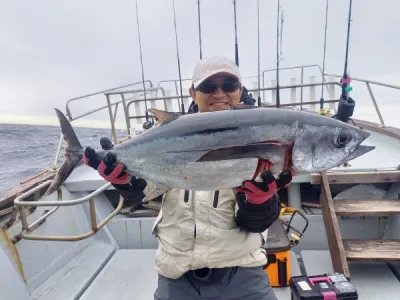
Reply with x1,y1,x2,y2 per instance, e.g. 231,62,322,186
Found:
1,0,399,128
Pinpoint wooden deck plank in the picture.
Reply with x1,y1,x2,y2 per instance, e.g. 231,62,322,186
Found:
344,239,400,261
320,172,350,278
311,170,400,185
334,199,400,216
0,170,56,209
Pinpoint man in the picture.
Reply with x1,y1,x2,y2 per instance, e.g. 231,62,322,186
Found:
84,56,292,299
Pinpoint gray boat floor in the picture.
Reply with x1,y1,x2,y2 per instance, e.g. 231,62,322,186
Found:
30,245,400,300
79,249,301,300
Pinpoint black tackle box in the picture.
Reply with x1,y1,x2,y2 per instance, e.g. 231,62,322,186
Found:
289,272,358,299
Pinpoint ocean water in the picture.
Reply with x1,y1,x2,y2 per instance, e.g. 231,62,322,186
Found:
0,123,127,198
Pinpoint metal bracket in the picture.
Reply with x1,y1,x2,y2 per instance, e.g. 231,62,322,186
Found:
14,180,123,241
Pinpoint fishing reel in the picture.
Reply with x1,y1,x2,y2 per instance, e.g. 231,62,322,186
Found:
318,107,331,117
142,114,155,130
335,96,355,123
142,120,153,130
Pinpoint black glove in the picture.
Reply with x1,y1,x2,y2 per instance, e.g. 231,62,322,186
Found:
234,172,285,233
83,137,147,203
240,86,256,105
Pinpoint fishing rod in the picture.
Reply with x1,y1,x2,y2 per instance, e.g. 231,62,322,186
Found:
172,0,185,114
197,0,202,59
280,7,284,62
334,0,355,123
257,0,261,106
341,0,353,100
135,0,153,129
275,0,281,108
233,0,239,66
319,0,329,111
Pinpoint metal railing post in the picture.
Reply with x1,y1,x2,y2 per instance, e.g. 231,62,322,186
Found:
300,67,304,110
365,82,386,127
106,94,118,144
121,94,131,136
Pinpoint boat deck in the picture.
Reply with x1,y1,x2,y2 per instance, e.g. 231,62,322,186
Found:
28,245,400,300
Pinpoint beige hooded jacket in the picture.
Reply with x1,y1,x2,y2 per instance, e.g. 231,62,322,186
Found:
151,188,268,279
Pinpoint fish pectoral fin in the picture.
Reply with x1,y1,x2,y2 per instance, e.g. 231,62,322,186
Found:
142,184,169,202
195,142,285,162
148,108,182,123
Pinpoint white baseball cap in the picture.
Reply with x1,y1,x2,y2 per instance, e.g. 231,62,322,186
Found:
191,56,242,89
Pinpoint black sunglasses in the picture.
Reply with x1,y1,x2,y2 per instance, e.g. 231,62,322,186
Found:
195,79,241,94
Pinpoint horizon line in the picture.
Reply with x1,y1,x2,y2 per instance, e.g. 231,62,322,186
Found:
0,114,128,130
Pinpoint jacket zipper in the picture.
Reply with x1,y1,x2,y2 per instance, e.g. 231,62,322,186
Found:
185,190,196,238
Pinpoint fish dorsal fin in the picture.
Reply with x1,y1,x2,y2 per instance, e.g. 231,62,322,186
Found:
148,108,182,123
229,104,262,110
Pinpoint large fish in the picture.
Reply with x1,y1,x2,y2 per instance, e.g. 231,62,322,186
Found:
44,106,374,199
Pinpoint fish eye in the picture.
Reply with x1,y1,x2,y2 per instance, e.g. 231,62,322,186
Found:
335,130,352,147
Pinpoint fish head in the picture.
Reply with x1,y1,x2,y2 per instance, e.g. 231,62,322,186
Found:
292,124,375,173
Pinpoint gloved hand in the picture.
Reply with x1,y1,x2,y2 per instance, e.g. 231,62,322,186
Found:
233,170,292,233
82,137,147,203
233,170,292,205
82,140,132,185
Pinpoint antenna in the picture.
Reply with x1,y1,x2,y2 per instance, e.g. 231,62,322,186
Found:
172,0,185,114
197,0,202,59
275,0,281,108
320,0,329,111
257,0,261,106
233,0,239,66
135,0,153,130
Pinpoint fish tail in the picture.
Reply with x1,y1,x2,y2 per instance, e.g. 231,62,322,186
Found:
44,108,84,196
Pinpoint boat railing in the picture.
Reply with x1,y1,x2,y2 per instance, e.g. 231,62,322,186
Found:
13,180,125,241
323,73,400,127
261,64,330,104
102,86,168,143
65,80,154,121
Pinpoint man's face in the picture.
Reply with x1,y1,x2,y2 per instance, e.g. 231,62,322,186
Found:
189,74,243,112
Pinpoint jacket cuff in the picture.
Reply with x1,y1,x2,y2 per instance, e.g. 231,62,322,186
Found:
112,177,148,204
235,193,281,233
